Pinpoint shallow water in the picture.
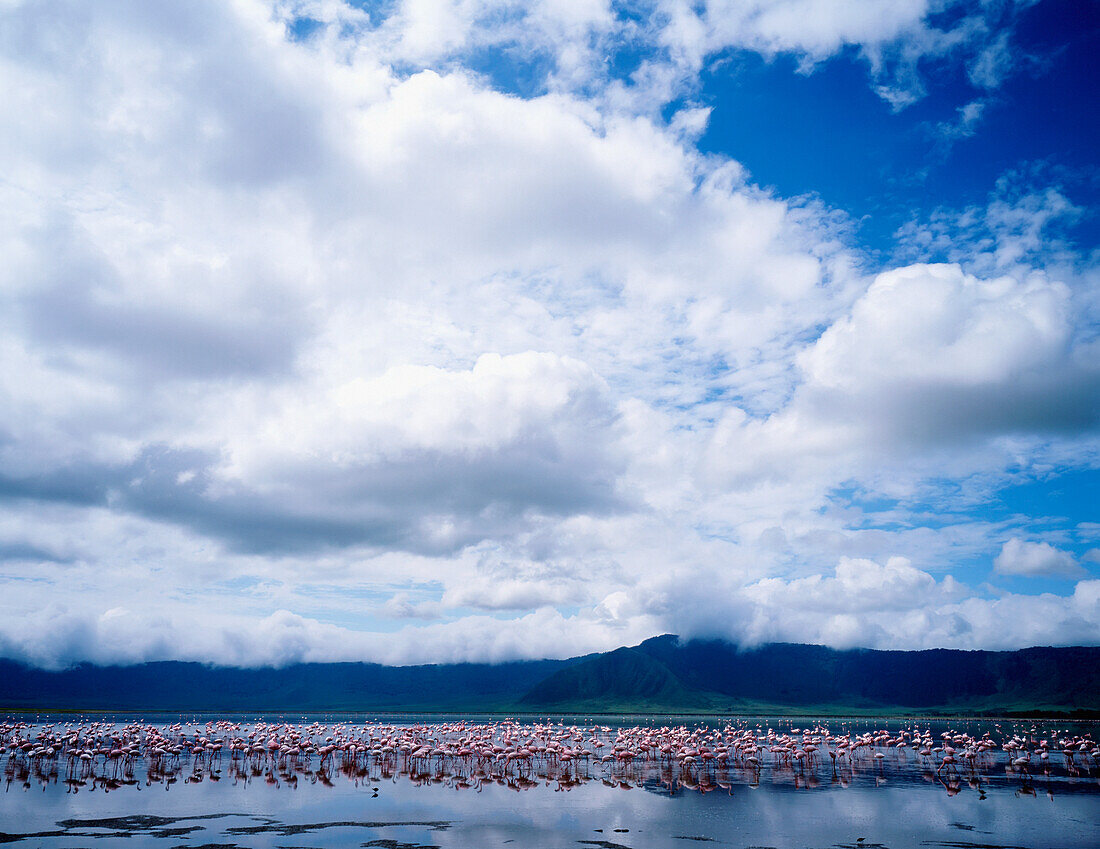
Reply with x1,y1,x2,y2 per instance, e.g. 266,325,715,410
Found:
2,715,1097,849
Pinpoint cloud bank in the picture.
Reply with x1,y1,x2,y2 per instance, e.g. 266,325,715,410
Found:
0,0,1096,668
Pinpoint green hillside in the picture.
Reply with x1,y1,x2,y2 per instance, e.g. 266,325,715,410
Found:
2,636,1098,716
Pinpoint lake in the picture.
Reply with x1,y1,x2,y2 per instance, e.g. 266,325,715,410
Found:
2,714,1097,848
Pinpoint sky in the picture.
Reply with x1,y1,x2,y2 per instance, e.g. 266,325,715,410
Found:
0,0,1098,669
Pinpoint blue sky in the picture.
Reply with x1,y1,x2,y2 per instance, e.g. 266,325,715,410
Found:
696,0,1100,255
0,0,1097,667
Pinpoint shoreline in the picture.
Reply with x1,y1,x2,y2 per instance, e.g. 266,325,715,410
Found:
3,707,1098,721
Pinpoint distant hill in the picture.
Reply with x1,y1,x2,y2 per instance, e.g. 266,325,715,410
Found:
2,636,1098,716
520,645,691,706
0,657,574,713
520,636,1100,715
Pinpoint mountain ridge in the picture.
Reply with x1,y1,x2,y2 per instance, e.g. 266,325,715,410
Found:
519,636,1100,714
1,636,1097,716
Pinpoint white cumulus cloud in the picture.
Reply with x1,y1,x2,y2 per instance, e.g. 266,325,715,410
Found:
0,0,1095,668
994,538,1084,579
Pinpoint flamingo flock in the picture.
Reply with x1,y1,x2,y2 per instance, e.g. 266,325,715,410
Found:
3,717,1097,797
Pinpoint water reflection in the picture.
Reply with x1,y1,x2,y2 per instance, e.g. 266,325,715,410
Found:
4,716,1097,800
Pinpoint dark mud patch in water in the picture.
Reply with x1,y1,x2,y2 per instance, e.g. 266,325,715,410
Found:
832,843,891,849
2,814,454,846
949,823,995,835
168,844,243,849
224,819,452,837
577,841,634,849
920,843,1040,849
0,813,246,845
